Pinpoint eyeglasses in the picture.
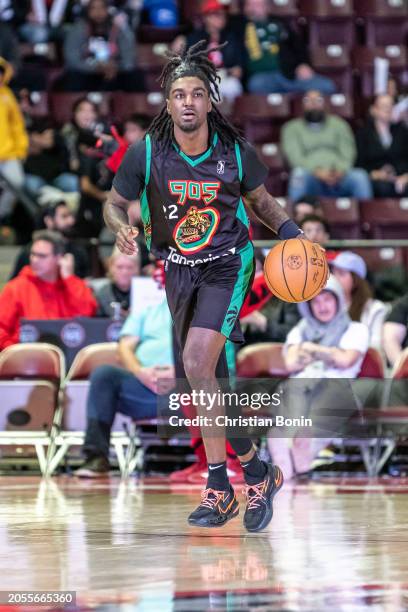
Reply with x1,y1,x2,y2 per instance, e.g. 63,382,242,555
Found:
303,96,325,105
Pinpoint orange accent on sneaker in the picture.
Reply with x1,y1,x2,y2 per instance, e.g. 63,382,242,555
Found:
243,477,270,510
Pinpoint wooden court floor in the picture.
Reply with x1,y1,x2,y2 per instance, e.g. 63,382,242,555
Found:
1,475,408,611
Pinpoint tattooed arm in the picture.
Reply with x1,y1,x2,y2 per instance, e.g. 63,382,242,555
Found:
243,184,299,235
103,186,139,255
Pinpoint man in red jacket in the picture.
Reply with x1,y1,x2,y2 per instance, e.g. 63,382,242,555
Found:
0,230,97,350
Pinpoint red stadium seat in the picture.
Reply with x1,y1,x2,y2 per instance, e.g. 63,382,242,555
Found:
255,143,286,174
269,0,299,18
360,198,408,239
353,246,404,271
233,94,291,143
137,25,186,43
298,0,355,47
138,43,168,91
353,46,407,97
112,92,165,122
354,0,407,46
49,92,112,125
358,348,385,379
320,197,361,239
309,46,352,95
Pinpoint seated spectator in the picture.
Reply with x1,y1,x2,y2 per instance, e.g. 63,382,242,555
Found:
292,196,323,224
242,297,300,346
299,214,330,245
268,276,369,479
383,293,408,367
61,97,103,176
282,90,372,201
243,0,335,95
0,58,28,225
330,251,389,352
75,294,173,477
62,0,144,92
173,0,245,102
10,201,89,279
356,94,408,198
92,247,141,317
18,0,74,44
0,230,97,350
24,118,79,198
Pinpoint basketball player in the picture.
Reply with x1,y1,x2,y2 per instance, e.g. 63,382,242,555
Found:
104,42,304,532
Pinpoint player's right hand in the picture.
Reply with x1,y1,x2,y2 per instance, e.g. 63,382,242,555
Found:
116,225,139,256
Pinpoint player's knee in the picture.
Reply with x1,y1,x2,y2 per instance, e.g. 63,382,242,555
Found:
182,351,215,381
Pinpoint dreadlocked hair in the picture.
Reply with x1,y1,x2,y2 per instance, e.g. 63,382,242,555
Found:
148,40,244,150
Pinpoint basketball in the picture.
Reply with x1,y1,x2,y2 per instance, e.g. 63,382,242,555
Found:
263,238,329,303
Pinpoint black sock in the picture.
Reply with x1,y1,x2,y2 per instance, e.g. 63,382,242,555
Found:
206,461,230,491
240,453,267,485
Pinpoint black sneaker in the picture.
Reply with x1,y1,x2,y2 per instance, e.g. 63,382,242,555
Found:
188,485,239,528
243,463,283,533
74,455,110,478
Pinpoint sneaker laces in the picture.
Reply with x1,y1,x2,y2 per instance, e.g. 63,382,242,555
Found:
243,480,267,510
200,488,225,509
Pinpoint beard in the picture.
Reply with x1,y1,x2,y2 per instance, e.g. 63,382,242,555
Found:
179,120,199,133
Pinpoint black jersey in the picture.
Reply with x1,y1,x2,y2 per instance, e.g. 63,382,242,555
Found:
113,132,268,266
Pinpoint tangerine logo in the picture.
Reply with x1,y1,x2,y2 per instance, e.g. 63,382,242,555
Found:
286,255,303,270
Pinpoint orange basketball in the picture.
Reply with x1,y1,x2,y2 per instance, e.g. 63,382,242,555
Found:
263,238,329,303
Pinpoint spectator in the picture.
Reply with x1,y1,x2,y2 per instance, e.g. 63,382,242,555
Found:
61,98,102,176
24,118,79,198
356,94,408,198
0,230,97,350
242,297,300,345
92,247,141,317
292,196,323,224
282,90,372,201
10,201,89,279
299,214,330,245
268,276,369,479
243,0,335,95
75,295,173,477
0,58,28,224
330,251,389,352
103,112,150,176
173,0,245,102
383,293,408,367
63,0,144,92
19,0,74,44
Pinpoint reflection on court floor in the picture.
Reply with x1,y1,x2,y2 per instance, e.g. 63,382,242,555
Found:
1,476,408,611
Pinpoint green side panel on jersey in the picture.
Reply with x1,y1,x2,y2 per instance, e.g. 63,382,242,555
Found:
221,241,254,338
140,134,152,250
234,142,243,181
234,142,249,228
225,339,237,387
174,132,218,167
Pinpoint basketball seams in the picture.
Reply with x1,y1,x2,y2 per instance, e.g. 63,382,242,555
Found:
300,239,308,301
281,240,297,302
264,265,289,302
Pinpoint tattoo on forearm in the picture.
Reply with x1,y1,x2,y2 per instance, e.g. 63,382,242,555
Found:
243,185,289,233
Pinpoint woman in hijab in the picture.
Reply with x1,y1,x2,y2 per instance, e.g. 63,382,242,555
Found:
269,276,369,480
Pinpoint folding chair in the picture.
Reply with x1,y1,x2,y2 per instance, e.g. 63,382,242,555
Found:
47,343,141,477
0,343,65,475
